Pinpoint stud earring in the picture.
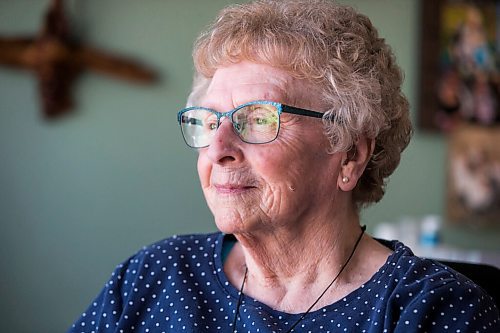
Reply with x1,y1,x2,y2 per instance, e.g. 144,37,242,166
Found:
342,176,349,183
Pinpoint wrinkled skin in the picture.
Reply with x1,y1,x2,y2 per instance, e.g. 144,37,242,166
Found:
197,61,343,236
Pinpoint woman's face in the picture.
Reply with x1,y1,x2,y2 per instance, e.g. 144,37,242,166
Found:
197,61,344,234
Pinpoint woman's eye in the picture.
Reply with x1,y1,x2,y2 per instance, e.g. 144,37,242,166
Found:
255,117,268,125
208,123,217,130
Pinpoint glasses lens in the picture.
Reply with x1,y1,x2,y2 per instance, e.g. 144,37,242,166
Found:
233,103,279,143
180,108,217,147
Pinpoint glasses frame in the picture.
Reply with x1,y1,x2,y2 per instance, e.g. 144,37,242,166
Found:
177,100,324,148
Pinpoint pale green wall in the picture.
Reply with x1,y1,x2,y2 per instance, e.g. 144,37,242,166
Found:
0,1,498,332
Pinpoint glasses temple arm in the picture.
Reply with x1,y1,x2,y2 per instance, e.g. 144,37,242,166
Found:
282,105,324,119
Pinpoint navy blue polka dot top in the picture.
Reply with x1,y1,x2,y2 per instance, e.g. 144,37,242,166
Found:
68,232,500,332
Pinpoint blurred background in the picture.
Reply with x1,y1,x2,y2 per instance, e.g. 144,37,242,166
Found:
0,1,499,332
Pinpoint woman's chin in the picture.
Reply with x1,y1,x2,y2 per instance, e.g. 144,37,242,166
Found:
212,210,249,234
214,217,243,234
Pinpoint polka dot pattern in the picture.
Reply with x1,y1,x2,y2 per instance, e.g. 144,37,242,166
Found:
68,233,500,332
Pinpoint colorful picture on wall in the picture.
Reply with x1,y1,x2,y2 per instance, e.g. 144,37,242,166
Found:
447,124,500,226
420,0,500,131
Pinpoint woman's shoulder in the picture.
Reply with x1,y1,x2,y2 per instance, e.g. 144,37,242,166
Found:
143,232,223,252
362,239,500,330
126,231,224,264
377,238,484,291
374,238,497,310
107,232,224,278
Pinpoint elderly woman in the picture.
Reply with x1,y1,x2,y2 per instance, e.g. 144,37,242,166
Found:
69,0,499,332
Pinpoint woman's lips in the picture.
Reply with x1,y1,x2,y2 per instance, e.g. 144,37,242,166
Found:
213,184,256,194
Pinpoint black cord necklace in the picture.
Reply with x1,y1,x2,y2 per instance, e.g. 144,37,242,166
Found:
231,225,366,333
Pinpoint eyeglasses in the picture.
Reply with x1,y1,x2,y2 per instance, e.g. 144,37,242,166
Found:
177,100,324,148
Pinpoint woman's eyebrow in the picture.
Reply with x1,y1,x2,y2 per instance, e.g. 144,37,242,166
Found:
231,88,287,107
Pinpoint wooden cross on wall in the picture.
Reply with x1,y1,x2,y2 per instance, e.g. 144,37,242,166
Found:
0,0,158,119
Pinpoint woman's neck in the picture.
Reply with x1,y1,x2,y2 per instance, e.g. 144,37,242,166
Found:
224,211,373,313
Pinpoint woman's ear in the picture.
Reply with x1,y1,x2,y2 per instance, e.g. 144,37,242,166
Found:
338,136,375,191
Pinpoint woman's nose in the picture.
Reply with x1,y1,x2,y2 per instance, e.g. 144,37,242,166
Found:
205,117,244,165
